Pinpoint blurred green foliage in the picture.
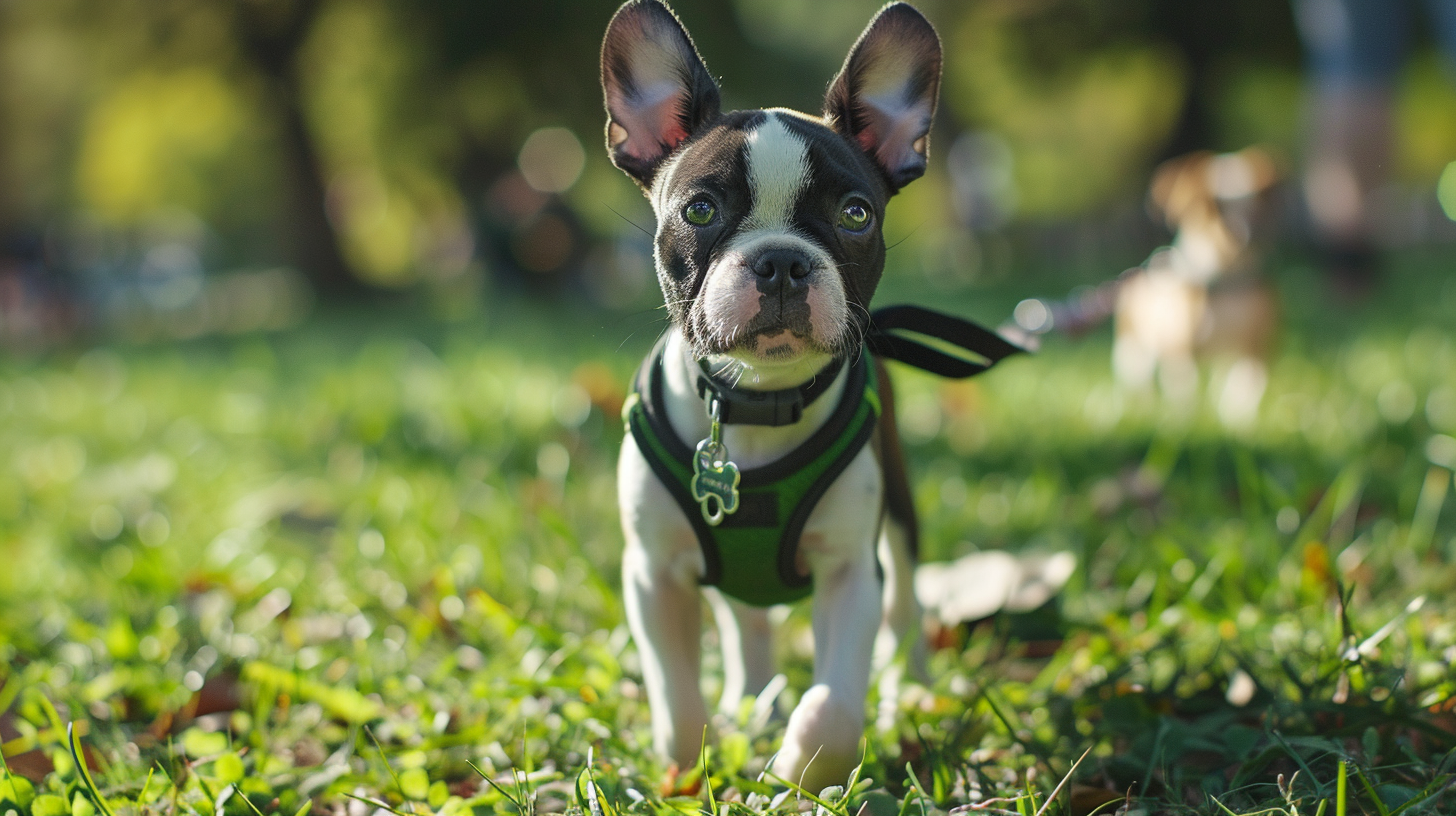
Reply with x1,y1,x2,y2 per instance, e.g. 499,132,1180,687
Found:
1,0,1452,290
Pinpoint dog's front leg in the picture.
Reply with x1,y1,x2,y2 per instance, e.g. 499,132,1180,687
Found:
770,543,879,791
619,438,709,769
623,542,708,768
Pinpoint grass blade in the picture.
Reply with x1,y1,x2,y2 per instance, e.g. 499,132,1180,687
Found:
1337,760,1346,816
1406,466,1449,555
468,761,522,810
1032,745,1092,816
1344,596,1426,662
67,722,117,816
699,729,717,816
342,792,413,816
1350,765,1389,816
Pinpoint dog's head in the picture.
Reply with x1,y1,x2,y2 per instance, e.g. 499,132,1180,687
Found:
1148,146,1280,278
601,0,940,379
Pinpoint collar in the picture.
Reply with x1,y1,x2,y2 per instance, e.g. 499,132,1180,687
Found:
694,356,846,427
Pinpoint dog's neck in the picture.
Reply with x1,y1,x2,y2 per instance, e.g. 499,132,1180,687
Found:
659,328,848,470
1171,217,1240,283
700,342,836,392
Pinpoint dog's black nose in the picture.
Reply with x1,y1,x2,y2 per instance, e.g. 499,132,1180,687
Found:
752,248,812,285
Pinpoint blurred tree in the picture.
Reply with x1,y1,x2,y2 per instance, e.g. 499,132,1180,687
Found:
945,2,1186,217
0,1,97,229
0,7,12,234
1145,0,1301,159
299,0,475,288
0,0,1442,307
232,0,364,297
940,0,1305,220
3,1,285,271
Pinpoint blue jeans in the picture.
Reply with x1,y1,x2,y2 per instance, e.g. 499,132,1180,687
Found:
1296,0,1456,86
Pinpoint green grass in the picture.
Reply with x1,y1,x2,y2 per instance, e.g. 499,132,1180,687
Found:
2,248,1455,816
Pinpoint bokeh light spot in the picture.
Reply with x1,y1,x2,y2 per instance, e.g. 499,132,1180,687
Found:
137,511,171,547
1013,298,1052,333
537,442,570,482
91,505,124,540
1276,506,1300,534
518,127,585,194
1425,433,1456,470
359,529,386,559
1438,161,1456,221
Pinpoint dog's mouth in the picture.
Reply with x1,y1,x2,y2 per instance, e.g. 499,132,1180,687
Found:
750,329,812,359
740,293,816,356
691,309,837,361
700,329,838,390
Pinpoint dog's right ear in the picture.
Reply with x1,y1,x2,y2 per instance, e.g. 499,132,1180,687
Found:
601,0,720,190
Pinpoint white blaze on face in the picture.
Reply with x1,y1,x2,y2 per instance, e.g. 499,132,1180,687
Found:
697,111,848,368
744,113,809,231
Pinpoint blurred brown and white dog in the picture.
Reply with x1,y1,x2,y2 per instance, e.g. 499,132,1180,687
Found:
1112,147,1280,426
1014,147,1281,427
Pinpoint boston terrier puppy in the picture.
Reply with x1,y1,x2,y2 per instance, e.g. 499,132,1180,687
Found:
602,0,940,789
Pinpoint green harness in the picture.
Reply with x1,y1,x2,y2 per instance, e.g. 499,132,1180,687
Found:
623,340,882,607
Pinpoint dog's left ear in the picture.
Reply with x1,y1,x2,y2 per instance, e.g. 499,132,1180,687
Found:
1149,152,1211,225
825,3,941,192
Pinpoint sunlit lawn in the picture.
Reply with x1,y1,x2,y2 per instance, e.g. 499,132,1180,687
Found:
2,249,1455,816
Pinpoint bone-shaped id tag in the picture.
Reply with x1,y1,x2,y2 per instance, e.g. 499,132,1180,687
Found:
691,399,740,525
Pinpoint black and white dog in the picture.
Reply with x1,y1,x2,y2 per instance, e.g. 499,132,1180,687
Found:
603,0,939,789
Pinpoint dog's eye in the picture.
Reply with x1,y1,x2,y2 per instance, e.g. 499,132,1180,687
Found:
684,200,717,226
838,202,872,232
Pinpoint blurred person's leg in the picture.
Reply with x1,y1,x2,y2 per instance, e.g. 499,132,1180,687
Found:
1425,0,1456,68
1294,0,1408,291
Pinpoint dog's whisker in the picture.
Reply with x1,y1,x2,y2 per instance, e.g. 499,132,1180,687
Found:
605,202,654,238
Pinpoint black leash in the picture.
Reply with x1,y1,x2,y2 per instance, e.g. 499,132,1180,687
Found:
696,304,1027,426
866,304,1026,379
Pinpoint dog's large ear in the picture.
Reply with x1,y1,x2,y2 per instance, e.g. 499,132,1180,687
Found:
824,3,941,192
1148,151,1212,226
601,0,720,189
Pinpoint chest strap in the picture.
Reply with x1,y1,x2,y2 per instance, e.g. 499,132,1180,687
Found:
624,340,880,607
